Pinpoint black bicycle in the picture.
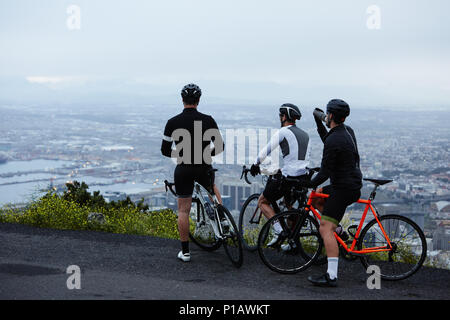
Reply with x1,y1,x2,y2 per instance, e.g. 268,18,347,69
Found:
238,166,287,251
240,167,325,274
238,166,319,254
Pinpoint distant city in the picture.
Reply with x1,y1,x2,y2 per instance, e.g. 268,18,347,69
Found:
0,103,449,266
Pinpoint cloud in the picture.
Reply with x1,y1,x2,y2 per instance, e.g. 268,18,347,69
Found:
25,76,90,90
26,76,68,84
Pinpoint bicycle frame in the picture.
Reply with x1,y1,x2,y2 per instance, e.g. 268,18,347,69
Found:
193,182,227,238
305,190,393,255
246,197,288,225
164,179,226,238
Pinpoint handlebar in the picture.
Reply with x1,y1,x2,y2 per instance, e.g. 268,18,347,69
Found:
164,180,177,196
307,167,320,178
240,165,320,186
240,165,252,185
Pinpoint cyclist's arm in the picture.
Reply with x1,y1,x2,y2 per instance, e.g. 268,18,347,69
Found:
161,120,174,158
255,129,281,165
314,116,328,143
209,117,224,157
344,125,361,167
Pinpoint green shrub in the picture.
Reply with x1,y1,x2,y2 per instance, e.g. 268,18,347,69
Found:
62,181,149,212
0,182,179,239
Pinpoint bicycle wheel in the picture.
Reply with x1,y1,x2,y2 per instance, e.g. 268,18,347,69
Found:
238,193,266,252
358,214,427,281
218,204,244,268
189,198,222,251
258,210,322,274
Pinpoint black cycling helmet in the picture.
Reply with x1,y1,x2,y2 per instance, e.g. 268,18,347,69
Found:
326,99,350,122
181,83,202,99
279,103,301,121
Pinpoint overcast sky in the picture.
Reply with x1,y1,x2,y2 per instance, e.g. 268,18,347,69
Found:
0,0,449,108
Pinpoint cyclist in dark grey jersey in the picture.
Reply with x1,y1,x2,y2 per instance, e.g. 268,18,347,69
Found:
250,103,310,246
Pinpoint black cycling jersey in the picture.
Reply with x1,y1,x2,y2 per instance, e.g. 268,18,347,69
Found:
161,108,224,165
310,121,363,190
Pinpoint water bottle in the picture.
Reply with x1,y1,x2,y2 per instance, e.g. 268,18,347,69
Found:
335,225,349,242
204,202,215,220
313,108,327,122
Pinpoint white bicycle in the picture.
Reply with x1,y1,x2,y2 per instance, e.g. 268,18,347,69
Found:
164,169,243,268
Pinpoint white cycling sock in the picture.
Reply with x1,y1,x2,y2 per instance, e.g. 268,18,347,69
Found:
273,221,283,234
327,257,339,280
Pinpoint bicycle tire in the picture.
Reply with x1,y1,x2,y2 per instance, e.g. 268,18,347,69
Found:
218,204,244,268
238,193,266,252
358,214,427,281
257,210,322,274
189,198,222,252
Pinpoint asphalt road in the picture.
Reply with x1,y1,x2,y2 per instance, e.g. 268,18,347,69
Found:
0,223,449,300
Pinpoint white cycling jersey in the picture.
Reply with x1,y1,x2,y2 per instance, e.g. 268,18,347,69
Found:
255,124,310,177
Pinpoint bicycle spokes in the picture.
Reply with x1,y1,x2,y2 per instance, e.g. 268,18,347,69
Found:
358,215,427,280
258,211,323,274
239,194,267,251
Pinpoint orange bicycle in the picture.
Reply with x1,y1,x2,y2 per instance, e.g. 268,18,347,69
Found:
257,175,427,280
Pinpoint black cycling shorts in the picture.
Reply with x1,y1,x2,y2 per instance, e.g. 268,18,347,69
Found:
263,172,308,205
174,164,215,199
320,185,361,226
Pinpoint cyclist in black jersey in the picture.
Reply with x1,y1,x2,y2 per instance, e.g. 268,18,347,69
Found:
161,84,224,262
305,99,362,287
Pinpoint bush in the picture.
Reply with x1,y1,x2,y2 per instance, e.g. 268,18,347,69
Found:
62,181,149,212
0,181,179,239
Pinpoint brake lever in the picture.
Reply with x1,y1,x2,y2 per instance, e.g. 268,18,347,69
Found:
240,166,246,180
244,171,251,185
240,165,252,185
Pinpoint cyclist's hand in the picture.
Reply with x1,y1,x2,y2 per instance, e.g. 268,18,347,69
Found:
313,108,326,123
250,164,260,177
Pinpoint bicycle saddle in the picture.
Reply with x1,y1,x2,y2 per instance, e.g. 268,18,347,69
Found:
363,178,393,185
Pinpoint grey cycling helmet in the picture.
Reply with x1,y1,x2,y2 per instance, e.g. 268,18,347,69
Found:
326,99,350,120
279,103,301,121
181,83,202,99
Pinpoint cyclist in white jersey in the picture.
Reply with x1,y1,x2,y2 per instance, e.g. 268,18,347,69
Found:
250,104,310,245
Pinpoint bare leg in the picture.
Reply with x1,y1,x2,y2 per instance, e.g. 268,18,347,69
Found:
258,194,275,220
320,220,339,257
177,197,192,242
213,184,222,204
311,187,325,213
